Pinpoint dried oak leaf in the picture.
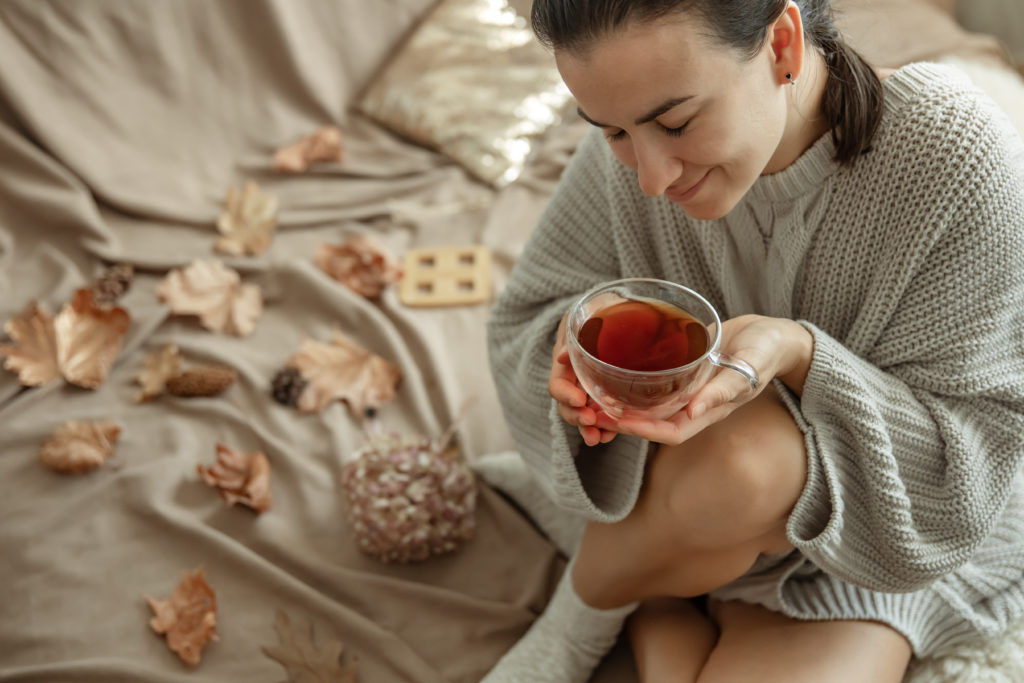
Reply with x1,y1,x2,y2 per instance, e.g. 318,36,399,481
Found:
262,609,358,683
157,259,262,337
38,420,121,474
197,444,272,513
273,125,344,173
215,180,278,257
166,365,237,398
288,332,401,415
54,288,131,389
146,566,219,668
136,343,183,401
1,301,60,386
314,235,402,299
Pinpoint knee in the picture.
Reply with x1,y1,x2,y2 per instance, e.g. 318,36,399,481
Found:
662,393,807,547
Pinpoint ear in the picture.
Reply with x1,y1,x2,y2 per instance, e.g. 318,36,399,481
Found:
769,1,805,85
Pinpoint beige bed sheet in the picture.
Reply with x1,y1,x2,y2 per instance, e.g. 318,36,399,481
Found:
0,1,633,680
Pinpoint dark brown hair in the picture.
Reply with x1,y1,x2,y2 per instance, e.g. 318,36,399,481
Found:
531,0,883,166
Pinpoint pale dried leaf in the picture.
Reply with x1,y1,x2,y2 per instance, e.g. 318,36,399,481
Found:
215,181,278,256
262,609,358,683
53,288,131,389
146,566,219,668
0,301,60,386
197,444,272,513
157,259,263,336
289,332,401,415
136,343,183,401
273,126,344,173
315,235,402,299
38,420,121,474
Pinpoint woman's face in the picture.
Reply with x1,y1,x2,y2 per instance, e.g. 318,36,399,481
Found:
556,14,793,220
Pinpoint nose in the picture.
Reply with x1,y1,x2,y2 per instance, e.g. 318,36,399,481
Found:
634,138,682,197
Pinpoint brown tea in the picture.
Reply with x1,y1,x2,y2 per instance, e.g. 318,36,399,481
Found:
577,298,708,371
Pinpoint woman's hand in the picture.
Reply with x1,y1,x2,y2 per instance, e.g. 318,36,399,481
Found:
548,314,619,447
607,315,813,445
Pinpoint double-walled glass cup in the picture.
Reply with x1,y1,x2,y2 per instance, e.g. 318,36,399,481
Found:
565,278,757,421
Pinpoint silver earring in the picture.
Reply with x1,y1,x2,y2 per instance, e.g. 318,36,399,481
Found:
785,72,797,86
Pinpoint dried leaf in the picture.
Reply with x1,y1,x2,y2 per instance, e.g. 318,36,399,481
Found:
215,181,278,256
53,289,131,389
38,420,121,474
289,332,401,415
315,235,402,299
157,259,263,337
146,567,219,668
273,126,344,173
1,302,60,386
197,444,272,513
136,343,183,401
262,609,358,683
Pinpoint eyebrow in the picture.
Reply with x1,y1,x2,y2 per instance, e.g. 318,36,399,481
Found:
577,96,695,128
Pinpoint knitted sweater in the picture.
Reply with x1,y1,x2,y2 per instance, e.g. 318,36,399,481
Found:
487,63,1024,655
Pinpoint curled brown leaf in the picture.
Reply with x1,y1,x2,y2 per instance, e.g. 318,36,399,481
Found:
146,567,219,667
157,259,262,337
315,235,402,299
273,125,344,173
38,420,121,474
288,332,401,415
197,444,272,513
215,181,278,257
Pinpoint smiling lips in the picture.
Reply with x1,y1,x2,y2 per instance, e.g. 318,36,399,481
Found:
665,171,710,202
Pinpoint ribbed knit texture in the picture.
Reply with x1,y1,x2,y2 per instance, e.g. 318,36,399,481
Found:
486,63,1024,656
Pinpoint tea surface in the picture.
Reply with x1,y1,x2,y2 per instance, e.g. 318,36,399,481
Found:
578,298,708,371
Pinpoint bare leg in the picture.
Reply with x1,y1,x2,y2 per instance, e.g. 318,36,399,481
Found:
573,388,806,609
627,598,717,682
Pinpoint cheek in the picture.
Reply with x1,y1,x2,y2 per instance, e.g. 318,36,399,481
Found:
609,142,638,170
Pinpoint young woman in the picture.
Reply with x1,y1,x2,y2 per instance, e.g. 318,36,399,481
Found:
483,0,1024,681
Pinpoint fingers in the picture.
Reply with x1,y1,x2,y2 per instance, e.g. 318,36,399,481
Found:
687,366,760,420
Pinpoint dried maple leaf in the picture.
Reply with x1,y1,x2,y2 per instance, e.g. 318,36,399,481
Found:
273,125,344,173
197,444,272,513
38,420,121,474
315,235,402,299
136,343,183,401
53,288,131,389
146,567,219,668
157,259,263,337
215,180,278,256
262,609,358,683
1,301,60,386
288,332,401,415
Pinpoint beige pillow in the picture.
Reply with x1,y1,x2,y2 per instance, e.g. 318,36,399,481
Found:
357,0,574,188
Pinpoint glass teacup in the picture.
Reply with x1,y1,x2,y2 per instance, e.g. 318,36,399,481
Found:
565,278,757,421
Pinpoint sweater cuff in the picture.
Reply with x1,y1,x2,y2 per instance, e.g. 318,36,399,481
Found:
546,399,649,523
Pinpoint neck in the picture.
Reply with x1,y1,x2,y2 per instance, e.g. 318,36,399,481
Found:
763,50,831,175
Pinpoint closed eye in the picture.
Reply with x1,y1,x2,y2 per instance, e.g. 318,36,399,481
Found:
661,121,689,137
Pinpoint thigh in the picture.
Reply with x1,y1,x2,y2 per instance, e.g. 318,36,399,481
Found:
698,599,912,683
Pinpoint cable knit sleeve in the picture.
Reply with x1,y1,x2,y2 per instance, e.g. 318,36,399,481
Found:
486,130,650,522
785,78,1024,593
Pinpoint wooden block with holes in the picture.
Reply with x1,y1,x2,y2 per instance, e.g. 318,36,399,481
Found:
399,245,493,307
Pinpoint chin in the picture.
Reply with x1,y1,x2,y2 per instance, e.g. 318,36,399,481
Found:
677,199,734,221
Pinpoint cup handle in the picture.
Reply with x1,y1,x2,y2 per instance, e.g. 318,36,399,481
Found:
708,351,760,392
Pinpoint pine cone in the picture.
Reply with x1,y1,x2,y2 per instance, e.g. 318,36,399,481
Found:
271,366,307,407
93,263,135,304
166,365,237,397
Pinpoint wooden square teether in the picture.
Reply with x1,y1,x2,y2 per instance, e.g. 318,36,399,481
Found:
399,245,492,307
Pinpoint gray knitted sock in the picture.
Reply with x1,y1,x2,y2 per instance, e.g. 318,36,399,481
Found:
482,556,638,683
471,450,586,555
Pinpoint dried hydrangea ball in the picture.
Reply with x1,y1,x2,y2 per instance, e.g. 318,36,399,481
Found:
340,432,477,563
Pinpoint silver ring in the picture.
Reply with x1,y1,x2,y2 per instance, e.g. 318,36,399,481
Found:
717,358,759,392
